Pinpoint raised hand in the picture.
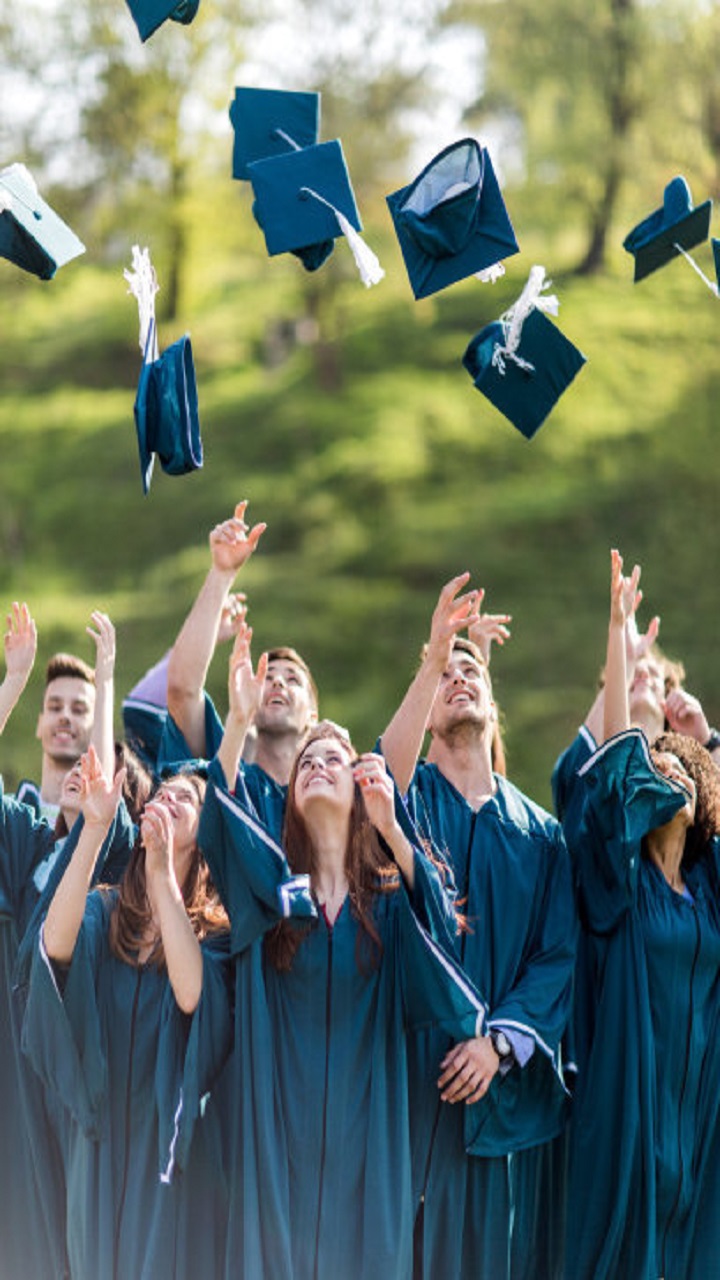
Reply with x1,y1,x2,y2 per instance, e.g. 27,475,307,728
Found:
622,563,660,672
353,753,396,839
228,624,268,729
79,745,125,832
209,501,266,575
467,594,511,665
141,798,176,886
217,592,248,645
4,601,37,682
426,574,482,669
664,688,711,744
86,611,116,684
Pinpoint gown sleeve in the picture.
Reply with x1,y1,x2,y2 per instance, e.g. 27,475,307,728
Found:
22,891,111,1137
157,930,234,1181
156,693,225,773
0,778,55,927
198,765,317,954
570,729,690,935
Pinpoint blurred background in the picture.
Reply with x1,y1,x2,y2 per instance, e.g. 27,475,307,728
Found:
0,0,718,805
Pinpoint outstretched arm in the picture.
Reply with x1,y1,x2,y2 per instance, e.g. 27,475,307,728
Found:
0,602,37,735
217,625,267,790
167,502,266,760
603,550,632,743
43,746,125,964
584,562,659,743
353,753,416,889
381,575,480,794
467,593,511,666
87,611,116,781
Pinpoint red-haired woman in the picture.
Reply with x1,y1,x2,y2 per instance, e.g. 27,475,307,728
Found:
198,631,487,1280
24,747,232,1280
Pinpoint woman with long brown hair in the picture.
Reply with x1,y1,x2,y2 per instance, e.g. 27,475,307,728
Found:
198,629,487,1280
24,746,232,1280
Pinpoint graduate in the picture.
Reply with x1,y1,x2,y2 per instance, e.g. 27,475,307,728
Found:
161,501,317,838
0,602,135,1280
197,628,487,1280
381,576,576,1280
24,748,232,1280
563,550,720,1280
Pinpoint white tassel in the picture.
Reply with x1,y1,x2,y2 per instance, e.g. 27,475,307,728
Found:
333,208,385,287
475,262,505,284
299,186,384,288
673,241,719,298
124,244,160,359
0,190,11,214
492,264,558,376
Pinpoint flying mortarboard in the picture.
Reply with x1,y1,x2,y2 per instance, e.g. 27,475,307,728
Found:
229,87,321,181
713,238,720,294
0,164,85,279
623,176,712,283
249,138,384,286
125,246,203,494
462,265,586,439
124,0,200,42
386,138,519,300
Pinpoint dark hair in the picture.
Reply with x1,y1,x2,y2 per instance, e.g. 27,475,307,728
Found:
264,722,397,972
45,653,95,688
114,740,153,824
108,772,228,968
266,646,319,713
650,732,720,868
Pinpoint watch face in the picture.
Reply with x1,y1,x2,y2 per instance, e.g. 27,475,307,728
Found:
493,1031,512,1058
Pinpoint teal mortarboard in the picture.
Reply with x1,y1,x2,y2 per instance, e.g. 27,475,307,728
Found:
229,87,320,181
623,176,712,282
386,138,519,300
134,320,203,495
0,164,85,279
462,266,586,439
124,0,199,42
249,138,384,285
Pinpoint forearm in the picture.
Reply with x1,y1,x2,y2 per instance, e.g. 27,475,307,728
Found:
91,675,115,780
0,672,30,735
152,877,203,1013
381,659,443,794
44,823,107,963
603,618,629,742
217,714,249,790
381,824,415,891
167,567,235,758
583,688,605,743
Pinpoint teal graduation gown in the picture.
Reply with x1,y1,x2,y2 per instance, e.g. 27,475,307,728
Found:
23,890,233,1280
198,772,487,1280
564,729,720,1280
403,764,576,1280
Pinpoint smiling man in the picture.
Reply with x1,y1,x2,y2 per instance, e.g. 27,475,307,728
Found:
381,575,576,1280
12,653,96,823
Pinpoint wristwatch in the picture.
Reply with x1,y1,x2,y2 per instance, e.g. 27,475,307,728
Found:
490,1028,515,1065
704,729,720,753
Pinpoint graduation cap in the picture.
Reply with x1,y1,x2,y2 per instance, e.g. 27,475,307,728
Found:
124,0,199,42
386,138,519,300
0,163,85,279
714,238,720,294
462,265,586,439
249,138,384,285
623,176,712,283
125,245,203,494
134,321,202,494
229,86,321,181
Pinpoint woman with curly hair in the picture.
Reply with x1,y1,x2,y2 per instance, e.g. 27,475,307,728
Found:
24,747,232,1280
198,628,486,1280
564,551,720,1280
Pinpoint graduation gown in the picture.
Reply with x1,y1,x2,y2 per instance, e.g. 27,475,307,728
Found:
564,729,720,1280
403,763,576,1280
23,890,232,1280
198,772,487,1280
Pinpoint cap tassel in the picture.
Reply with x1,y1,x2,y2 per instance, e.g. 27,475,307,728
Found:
475,262,506,284
673,242,719,297
299,185,385,287
124,244,160,359
492,264,559,376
